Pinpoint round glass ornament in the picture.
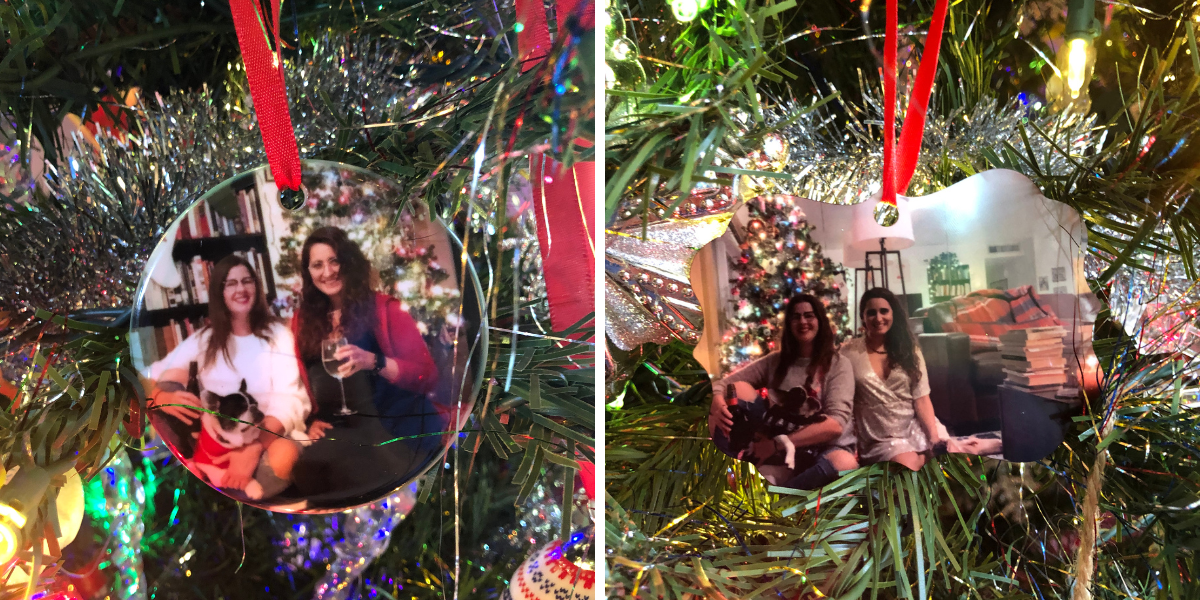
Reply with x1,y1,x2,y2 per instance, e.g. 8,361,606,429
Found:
132,160,485,512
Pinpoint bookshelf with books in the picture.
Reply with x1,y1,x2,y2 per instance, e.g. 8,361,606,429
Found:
134,183,277,364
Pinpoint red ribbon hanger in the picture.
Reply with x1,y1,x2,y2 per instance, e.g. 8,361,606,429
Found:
515,0,597,338
879,0,950,210
516,0,596,501
229,0,303,192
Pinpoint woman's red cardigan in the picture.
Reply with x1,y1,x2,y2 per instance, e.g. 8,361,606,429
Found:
292,293,439,401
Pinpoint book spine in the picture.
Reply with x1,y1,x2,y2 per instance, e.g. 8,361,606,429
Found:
233,191,247,234
138,326,159,364
153,326,168,357
202,260,213,303
177,261,192,305
237,191,251,233
188,209,199,240
145,284,165,310
253,249,269,295
250,188,265,233
192,257,209,304
163,320,178,353
199,201,212,237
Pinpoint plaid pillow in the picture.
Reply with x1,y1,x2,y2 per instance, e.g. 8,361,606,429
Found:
952,296,1012,324
1005,285,1060,324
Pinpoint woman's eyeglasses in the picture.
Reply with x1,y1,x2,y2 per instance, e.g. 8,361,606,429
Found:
223,277,256,290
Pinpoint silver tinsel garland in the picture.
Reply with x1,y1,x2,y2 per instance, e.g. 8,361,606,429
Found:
310,484,419,600
1086,223,1200,356
0,34,464,320
769,78,1098,205
103,452,148,600
482,466,592,569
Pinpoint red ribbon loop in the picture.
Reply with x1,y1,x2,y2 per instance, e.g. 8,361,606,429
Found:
881,0,950,206
229,0,303,191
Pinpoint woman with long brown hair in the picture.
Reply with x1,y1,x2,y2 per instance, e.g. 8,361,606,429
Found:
146,255,318,500
842,287,940,470
709,293,858,489
288,226,440,505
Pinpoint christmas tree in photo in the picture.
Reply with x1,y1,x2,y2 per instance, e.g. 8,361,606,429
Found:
721,195,851,371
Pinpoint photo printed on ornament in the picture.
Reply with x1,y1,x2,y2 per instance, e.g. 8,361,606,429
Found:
695,170,1102,489
130,160,484,513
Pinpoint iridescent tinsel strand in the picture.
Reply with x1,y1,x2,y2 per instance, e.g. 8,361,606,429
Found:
310,484,419,600
104,453,148,600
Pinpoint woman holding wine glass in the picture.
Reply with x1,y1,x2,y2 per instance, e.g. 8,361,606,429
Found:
290,226,440,505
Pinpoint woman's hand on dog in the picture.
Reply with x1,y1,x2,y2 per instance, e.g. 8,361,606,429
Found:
150,390,202,424
708,393,733,437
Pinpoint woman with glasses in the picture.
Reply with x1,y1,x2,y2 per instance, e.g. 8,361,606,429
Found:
146,255,324,502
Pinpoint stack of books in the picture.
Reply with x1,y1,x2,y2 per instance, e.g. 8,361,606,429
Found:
1000,326,1068,391
130,318,209,368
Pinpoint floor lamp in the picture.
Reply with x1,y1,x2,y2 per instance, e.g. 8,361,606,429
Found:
848,197,915,331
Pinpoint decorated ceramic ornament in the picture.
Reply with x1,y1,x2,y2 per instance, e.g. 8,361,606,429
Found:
691,170,1103,486
131,160,486,513
508,530,596,600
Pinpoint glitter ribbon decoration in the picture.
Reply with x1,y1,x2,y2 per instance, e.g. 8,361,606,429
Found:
228,0,302,191
516,0,594,72
532,157,596,335
879,0,949,209
516,0,552,72
518,0,598,337
604,187,737,350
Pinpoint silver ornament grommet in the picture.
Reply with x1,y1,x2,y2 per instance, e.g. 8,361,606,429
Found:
873,201,900,226
279,185,308,210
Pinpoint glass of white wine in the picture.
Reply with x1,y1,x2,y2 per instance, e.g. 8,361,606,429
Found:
322,337,355,416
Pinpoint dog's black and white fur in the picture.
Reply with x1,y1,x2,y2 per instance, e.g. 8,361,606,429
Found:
194,379,267,498
201,379,265,449
725,383,825,470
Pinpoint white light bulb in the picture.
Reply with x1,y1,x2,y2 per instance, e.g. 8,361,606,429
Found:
670,0,703,21
1066,38,1090,99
